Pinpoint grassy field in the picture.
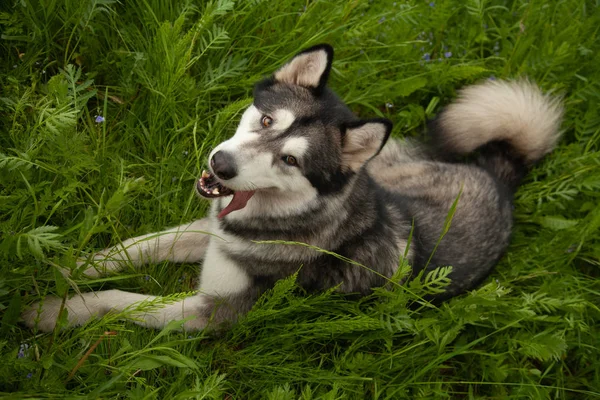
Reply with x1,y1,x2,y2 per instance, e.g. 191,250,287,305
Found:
1,0,599,398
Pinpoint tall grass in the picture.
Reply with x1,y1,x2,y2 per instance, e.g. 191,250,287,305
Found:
1,0,599,398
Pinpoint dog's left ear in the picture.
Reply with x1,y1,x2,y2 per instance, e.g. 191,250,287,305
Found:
274,44,333,92
341,119,392,172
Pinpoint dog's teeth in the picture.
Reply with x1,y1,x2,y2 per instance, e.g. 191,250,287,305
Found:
212,188,220,195
202,170,210,178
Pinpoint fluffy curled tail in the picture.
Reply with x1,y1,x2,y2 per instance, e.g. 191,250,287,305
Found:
434,79,563,189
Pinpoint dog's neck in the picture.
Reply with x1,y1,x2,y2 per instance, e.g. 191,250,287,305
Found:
213,170,383,242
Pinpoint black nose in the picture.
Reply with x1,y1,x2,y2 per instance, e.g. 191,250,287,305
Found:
210,151,237,180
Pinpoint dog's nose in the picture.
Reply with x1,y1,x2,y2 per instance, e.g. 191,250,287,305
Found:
210,151,237,180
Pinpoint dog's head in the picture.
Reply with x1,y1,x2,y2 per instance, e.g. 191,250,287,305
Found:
197,44,392,219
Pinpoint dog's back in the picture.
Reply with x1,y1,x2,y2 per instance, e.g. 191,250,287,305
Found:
369,80,563,297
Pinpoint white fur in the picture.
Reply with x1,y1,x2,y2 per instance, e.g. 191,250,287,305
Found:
212,105,262,158
211,106,297,160
75,219,213,277
281,136,309,157
272,109,296,131
274,49,329,88
199,238,252,297
22,289,208,331
439,79,563,163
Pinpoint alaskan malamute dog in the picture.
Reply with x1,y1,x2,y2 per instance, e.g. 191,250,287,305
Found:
23,44,563,332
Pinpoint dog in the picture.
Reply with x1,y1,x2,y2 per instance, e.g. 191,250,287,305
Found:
23,44,563,332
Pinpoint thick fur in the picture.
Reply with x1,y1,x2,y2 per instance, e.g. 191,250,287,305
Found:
22,45,563,332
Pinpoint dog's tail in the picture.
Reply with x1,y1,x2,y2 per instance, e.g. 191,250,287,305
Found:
433,79,563,190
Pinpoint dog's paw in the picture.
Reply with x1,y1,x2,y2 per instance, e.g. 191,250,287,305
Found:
22,294,102,332
22,296,64,332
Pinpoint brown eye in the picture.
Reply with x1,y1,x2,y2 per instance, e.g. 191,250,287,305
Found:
282,155,297,166
261,115,273,128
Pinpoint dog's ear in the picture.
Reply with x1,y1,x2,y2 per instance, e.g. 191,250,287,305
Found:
341,119,392,172
273,44,333,92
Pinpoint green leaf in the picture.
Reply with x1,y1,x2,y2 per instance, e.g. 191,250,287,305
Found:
537,216,579,230
0,292,21,335
395,76,428,97
130,354,195,371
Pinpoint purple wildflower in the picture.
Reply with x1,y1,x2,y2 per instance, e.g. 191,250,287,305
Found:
429,1,435,7
444,51,452,58
489,75,497,81
143,275,150,281
95,115,105,123
423,53,431,61
26,373,33,379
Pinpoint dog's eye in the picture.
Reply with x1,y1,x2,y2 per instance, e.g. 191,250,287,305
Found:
282,155,298,166
261,115,273,128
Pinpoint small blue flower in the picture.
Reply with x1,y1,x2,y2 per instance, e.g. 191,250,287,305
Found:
423,53,431,61
489,75,497,81
444,51,452,58
378,16,386,24
26,373,33,379
143,275,150,281
429,1,435,7
95,115,105,123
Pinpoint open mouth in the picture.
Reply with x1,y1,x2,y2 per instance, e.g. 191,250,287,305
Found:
196,170,255,218
197,170,234,198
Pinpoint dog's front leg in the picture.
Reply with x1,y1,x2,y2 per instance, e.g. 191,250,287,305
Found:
196,244,262,326
76,218,214,277
23,246,261,331
22,290,209,332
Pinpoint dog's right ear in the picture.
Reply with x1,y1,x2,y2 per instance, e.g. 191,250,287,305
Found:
273,44,333,93
341,119,392,172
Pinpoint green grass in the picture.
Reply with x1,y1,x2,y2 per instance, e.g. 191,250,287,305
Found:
1,0,599,398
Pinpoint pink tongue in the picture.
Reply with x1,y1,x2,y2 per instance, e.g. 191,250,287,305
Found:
218,191,256,219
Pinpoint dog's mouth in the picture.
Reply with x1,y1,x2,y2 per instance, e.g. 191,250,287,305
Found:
196,170,255,219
